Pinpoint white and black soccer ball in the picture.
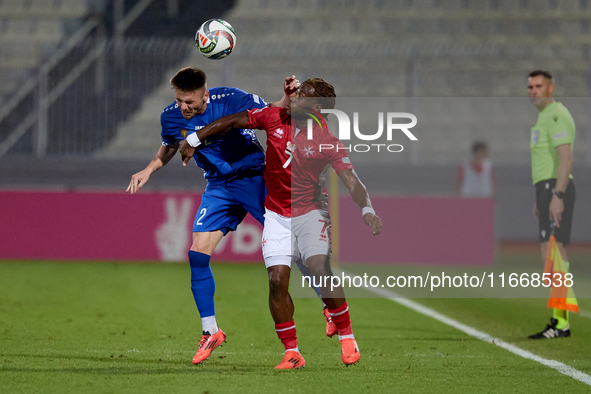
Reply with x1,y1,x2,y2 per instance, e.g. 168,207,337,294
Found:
195,19,236,59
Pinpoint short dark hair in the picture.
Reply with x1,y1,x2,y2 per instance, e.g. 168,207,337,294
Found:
170,67,207,91
528,70,553,81
304,78,336,109
472,141,488,154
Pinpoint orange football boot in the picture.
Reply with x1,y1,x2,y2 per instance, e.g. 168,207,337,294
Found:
192,329,226,364
323,308,337,338
340,338,360,366
274,350,306,370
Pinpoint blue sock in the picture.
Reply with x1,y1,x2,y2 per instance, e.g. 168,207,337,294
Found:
189,251,216,319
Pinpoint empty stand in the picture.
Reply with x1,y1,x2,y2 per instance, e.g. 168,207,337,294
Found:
0,0,87,106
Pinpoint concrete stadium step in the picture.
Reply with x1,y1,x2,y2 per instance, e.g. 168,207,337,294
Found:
0,0,88,18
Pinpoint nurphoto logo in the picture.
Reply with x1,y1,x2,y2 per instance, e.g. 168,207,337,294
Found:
306,109,418,153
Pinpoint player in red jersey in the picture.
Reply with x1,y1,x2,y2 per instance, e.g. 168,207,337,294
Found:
180,78,382,369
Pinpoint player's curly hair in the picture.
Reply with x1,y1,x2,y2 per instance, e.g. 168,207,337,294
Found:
170,67,207,91
304,78,336,109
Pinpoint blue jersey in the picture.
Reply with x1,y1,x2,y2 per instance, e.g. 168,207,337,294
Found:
160,87,267,183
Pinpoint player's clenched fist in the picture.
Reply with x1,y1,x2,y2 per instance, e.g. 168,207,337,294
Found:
363,213,382,236
179,139,195,166
284,75,300,97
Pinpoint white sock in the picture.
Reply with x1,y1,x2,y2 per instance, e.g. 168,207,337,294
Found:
285,347,300,353
338,334,355,341
201,316,219,335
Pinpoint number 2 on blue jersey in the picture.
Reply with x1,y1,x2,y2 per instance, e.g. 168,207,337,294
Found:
196,208,207,225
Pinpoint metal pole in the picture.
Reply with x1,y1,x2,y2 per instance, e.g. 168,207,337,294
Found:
117,0,157,33
95,20,107,94
406,59,419,165
588,103,591,166
587,64,591,166
35,65,49,157
114,0,124,68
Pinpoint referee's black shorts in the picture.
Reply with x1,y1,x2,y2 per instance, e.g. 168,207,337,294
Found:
535,179,576,245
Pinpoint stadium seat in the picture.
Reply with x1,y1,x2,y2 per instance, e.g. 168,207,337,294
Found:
556,0,578,11
59,0,89,17
33,19,64,43
0,0,24,16
4,18,34,41
30,0,55,14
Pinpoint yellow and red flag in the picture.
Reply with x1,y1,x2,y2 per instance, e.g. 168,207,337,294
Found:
543,234,579,313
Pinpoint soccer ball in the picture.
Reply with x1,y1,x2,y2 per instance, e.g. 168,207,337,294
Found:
195,19,236,60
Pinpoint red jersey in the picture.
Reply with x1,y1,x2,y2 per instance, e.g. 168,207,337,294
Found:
247,107,353,217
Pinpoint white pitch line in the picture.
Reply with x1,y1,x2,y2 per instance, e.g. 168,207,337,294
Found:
579,310,591,320
362,284,591,386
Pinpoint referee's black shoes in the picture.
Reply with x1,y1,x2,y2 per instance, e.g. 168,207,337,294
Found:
528,318,571,339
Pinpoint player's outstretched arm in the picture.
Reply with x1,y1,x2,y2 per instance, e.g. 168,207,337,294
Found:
338,169,382,235
269,75,300,108
126,144,178,194
180,111,250,166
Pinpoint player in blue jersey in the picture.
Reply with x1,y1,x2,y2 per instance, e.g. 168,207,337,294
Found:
126,67,332,364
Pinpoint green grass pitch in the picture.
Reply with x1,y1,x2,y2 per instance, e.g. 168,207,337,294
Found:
1,260,590,393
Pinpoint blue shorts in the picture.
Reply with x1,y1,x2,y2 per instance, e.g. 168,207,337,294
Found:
192,172,266,235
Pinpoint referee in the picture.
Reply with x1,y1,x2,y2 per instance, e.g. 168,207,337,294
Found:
526,70,576,339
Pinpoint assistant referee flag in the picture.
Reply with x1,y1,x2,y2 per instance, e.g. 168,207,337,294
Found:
543,235,579,313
